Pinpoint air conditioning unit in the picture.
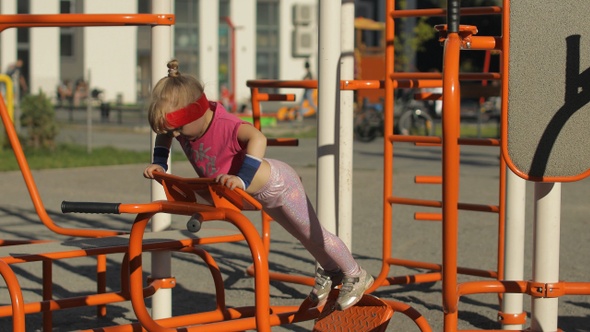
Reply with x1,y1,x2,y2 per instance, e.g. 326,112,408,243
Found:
293,4,314,25
292,26,314,57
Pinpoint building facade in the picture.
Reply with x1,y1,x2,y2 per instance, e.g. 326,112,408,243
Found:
0,0,324,109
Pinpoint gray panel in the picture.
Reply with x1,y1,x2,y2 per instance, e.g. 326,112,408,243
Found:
508,1,590,179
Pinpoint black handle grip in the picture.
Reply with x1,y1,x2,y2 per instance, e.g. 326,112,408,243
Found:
447,0,460,33
61,201,121,214
186,214,202,233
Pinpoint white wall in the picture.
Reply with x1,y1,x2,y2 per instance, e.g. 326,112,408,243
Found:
231,0,256,106
84,0,138,104
199,1,219,100
2,0,322,107
279,0,319,98
30,0,60,98
0,0,18,72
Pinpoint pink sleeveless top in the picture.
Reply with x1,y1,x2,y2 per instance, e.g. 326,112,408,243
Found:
176,102,250,178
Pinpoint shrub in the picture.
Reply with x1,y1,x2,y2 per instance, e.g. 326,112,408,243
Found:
20,91,59,150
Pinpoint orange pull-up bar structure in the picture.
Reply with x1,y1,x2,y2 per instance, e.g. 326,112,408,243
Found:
0,12,177,330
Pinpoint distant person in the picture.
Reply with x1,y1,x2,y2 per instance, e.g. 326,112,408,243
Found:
73,78,88,107
5,59,28,99
143,59,374,311
297,61,317,122
57,79,73,107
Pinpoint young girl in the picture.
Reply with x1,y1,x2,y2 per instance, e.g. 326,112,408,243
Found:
143,60,373,311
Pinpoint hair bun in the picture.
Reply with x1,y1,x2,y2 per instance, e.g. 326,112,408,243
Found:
167,59,180,77
168,68,178,77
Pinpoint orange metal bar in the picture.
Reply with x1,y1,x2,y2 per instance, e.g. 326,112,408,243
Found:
388,196,500,214
0,13,174,32
127,206,271,332
0,95,125,238
415,212,442,221
390,7,502,19
415,175,443,184
375,0,396,298
42,260,53,330
0,260,25,332
441,28,463,332
0,12,177,240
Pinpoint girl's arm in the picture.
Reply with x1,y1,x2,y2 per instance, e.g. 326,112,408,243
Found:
216,123,268,190
143,133,173,179
236,123,267,158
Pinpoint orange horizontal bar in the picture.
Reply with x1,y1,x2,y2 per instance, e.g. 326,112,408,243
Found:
389,196,441,208
247,79,317,89
387,258,497,279
390,72,501,81
415,175,442,184
469,36,502,51
389,196,499,213
415,212,442,221
255,93,295,102
390,6,502,19
390,135,442,144
341,80,384,90
458,280,528,297
247,79,384,91
389,135,500,147
0,14,174,31
387,272,443,285
267,138,299,147
564,282,590,295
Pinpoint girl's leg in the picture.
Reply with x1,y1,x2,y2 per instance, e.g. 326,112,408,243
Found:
253,160,359,275
253,159,373,310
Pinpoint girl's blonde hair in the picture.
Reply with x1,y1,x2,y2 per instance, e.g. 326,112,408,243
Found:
148,59,205,133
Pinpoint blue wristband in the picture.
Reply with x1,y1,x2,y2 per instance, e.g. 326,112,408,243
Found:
237,154,262,189
152,146,170,171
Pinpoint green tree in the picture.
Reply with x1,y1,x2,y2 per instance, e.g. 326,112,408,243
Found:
20,91,59,150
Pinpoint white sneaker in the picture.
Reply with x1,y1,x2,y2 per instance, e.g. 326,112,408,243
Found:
335,268,373,311
308,267,343,304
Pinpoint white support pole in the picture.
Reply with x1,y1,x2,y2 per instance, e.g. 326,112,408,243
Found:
316,0,340,235
338,1,355,250
530,182,561,331
501,168,527,330
150,0,173,320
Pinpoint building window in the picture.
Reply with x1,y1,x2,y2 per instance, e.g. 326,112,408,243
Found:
174,0,199,76
60,0,75,58
256,0,279,80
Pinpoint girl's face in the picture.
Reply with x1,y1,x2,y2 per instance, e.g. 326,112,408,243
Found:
166,116,205,140
163,94,210,140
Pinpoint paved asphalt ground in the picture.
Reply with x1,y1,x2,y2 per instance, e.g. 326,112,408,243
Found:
0,109,588,331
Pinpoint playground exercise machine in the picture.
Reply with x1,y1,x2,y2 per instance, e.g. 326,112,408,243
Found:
382,1,590,331
247,1,590,331
2,1,588,331
0,9,396,332
0,13,178,330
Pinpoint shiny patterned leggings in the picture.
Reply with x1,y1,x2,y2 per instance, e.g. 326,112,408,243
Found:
252,159,361,276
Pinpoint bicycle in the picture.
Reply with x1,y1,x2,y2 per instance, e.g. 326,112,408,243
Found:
395,89,434,136
353,90,434,142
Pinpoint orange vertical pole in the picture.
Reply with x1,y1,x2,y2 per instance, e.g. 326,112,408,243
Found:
375,0,396,292
442,2,462,330
0,260,25,332
96,254,107,317
42,260,53,330
250,87,262,130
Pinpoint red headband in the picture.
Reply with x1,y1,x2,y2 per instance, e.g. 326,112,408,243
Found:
165,93,210,128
